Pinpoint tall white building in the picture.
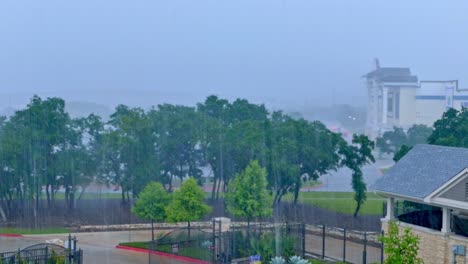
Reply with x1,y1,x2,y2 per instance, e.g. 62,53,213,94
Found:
365,60,468,139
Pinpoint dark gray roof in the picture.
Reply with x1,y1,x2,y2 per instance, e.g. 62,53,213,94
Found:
371,144,468,200
364,67,411,78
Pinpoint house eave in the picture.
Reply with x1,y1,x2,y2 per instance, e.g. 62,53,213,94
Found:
371,189,424,203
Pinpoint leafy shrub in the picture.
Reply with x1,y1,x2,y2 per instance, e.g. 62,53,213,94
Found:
270,256,286,264
288,256,309,264
380,221,424,264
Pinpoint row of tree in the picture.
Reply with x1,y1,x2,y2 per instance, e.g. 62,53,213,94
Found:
377,108,468,161
0,95,375,221
132,177,211,241
134,161,276,240
376,124,433,156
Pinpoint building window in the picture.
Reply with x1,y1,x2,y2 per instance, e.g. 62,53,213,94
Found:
387,93,393,117
395,91,400,119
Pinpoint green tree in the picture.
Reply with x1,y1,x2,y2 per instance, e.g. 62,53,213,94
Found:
377,125,432,157
376,126,407,155
406,124,432,145
132,182,170,240
267,112,345,205
226,160,272,227
381,221,424,264
393,145,413,162
428,108,468,147
197,96,269,200
340,134,375,217
148,104,203,191
166,177,211,236
105,105,159,202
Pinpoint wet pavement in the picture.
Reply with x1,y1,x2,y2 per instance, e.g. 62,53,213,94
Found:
0,230,189,264
0,229,381,264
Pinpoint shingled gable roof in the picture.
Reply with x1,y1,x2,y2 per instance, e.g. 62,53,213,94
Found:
371,144,468,200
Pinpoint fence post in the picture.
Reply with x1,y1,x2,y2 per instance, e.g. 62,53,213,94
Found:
322,225,325,259
301,223,306,258
68,234,72,263
212,220,216,264
362,232,367,264
73,236,77,253
343,228,346,263
218,220,222,263
380,230,384,264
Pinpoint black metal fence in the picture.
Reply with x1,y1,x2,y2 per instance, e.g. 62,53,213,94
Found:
0,236,83,264
217,223,305,264
304,225,383,264
147,223,383,264
148,227,214,264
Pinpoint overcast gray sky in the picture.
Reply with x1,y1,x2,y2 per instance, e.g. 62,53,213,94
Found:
0,0,467,110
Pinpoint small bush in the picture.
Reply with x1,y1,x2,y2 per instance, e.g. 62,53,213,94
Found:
380,221,424,264
270,256,286,264
288,256,309,264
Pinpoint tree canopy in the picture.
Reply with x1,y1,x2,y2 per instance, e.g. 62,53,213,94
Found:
376,125,432,155
226,160,272,224
165,177,212,224
0,94,375,221
132,181,170,240
428,108,468,147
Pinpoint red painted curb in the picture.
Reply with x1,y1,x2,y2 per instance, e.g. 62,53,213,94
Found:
116,245,210,264
0,234,24,237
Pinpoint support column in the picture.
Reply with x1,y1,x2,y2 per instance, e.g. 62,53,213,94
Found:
382,87,388,125
441,207,451,233
385,197,394,221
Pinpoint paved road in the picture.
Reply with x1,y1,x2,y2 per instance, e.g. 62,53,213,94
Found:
0,230,189,264
311,159,394,192
305,233,382,263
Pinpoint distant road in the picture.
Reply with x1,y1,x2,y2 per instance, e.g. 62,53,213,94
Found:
309,159,394,192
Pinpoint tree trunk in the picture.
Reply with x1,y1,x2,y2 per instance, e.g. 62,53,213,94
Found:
46,184,51,208
216,179,222,200
353,202,361,218
293,184,300,204
121,189,126,204
211,177,217,200
168,174,173,192
151,220,154,241
188,221,191,240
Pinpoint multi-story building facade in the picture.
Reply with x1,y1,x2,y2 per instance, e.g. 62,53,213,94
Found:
365,60,468,139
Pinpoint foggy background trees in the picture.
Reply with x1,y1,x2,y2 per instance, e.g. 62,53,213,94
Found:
0,95,375,222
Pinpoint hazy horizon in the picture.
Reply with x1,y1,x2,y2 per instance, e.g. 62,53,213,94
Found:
1,1,467,110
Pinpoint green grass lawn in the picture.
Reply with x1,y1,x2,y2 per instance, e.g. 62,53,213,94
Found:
302,180,322,188
0,227,70,235
40,192,122,200
119,241,212,261
285,192,385,216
